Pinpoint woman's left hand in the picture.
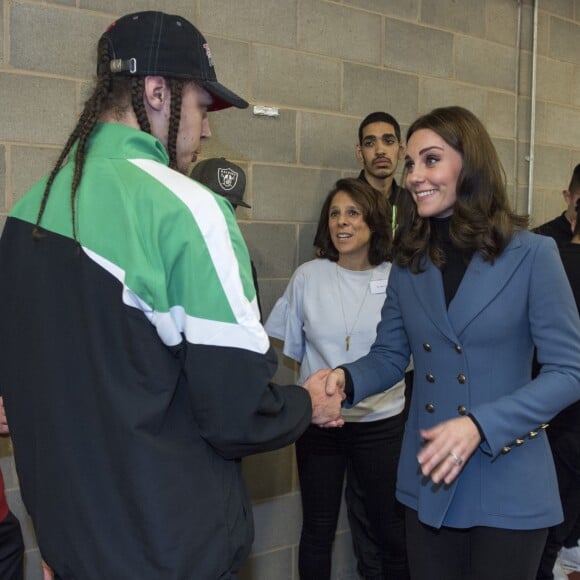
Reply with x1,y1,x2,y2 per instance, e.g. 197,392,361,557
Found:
417,416,481,485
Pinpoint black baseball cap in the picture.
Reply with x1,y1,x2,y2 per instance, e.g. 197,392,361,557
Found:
191,158,251,209
98,11,248,111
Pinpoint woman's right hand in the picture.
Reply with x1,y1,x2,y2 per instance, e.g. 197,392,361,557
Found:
325,368,346,398
303,369,345,427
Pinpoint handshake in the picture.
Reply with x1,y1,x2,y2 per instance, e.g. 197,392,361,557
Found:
303,368,347,428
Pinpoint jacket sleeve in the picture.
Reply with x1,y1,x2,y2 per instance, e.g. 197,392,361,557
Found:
471,237,580,457
149,184,312,459
264,266,306,363
182,342,311,459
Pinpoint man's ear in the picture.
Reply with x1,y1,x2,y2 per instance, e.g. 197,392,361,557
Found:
143,76,170,112
563,189,571,206
355,143,363,164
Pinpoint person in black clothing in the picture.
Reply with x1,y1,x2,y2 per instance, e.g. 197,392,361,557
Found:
536,198,580,579
559,200,580,308
355,112,406,233
0,11,325,579
533,163,580,247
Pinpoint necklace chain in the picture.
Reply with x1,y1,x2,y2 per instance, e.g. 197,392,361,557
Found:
336,265,372,351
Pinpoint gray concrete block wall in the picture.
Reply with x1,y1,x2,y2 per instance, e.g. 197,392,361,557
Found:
9,2,110,77
204,109,298,163
0,7,4,68
252,46,342,110
298,1,382,64
0,74,77,144
541,0,575,18
485,92,516,139
11,147,59,204
422,0,487,37
343,0,420,20
342,64,419,120
456,37,517,91
0,1,579,579
536,55,575,104
550,15,580,63
574,65,580,107
299,112,361,167
486,0,520,45
384,20,454,78
545,103,580,148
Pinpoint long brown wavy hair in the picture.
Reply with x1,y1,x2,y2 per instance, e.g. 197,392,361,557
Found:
393,106,528,273
34,36,187,241
314,178,392,266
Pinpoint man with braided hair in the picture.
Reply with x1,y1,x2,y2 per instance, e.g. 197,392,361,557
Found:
0,11,328,579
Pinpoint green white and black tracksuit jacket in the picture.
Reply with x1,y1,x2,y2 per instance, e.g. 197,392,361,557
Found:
0,123,311,579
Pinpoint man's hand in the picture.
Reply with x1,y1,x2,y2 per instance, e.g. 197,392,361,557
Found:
416,416,481,485
303,369,345,427
0,396,9,436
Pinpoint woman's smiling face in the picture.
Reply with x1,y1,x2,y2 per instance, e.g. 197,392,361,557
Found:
404,128,463,219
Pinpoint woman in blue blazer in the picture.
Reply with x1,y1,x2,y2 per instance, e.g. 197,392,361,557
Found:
322,107,580,579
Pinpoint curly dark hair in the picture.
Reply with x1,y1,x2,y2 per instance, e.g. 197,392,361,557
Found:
394,106,528,272
34,36,187,241
314,178,392,266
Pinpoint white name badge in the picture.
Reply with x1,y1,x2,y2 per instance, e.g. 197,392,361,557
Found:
370,279,387,294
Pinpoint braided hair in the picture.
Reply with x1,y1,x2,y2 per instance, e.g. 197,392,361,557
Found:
34,37,186,239
166,79,184,172
130,76,151,135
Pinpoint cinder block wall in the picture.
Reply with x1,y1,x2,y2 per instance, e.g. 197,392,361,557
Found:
0,1,579,579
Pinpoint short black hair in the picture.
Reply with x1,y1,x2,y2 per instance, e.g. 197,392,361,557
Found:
358,112,401,144
568,163,580,194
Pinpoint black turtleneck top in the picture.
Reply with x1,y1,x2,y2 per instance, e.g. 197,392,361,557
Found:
431,216,471,308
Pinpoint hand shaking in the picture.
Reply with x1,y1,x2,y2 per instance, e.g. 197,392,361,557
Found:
303,369,345,427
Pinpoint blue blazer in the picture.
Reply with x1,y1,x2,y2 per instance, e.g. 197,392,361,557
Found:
345,231,580,530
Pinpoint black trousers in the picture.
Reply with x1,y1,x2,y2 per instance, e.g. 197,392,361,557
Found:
296,414,409,580
536,429,580,579
0,511,24,580
405,508,547,580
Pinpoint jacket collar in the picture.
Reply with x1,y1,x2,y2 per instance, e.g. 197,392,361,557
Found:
410,234,528,340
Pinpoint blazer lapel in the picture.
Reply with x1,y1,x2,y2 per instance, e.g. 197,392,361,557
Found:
448,235,529,337
409,260,458,344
